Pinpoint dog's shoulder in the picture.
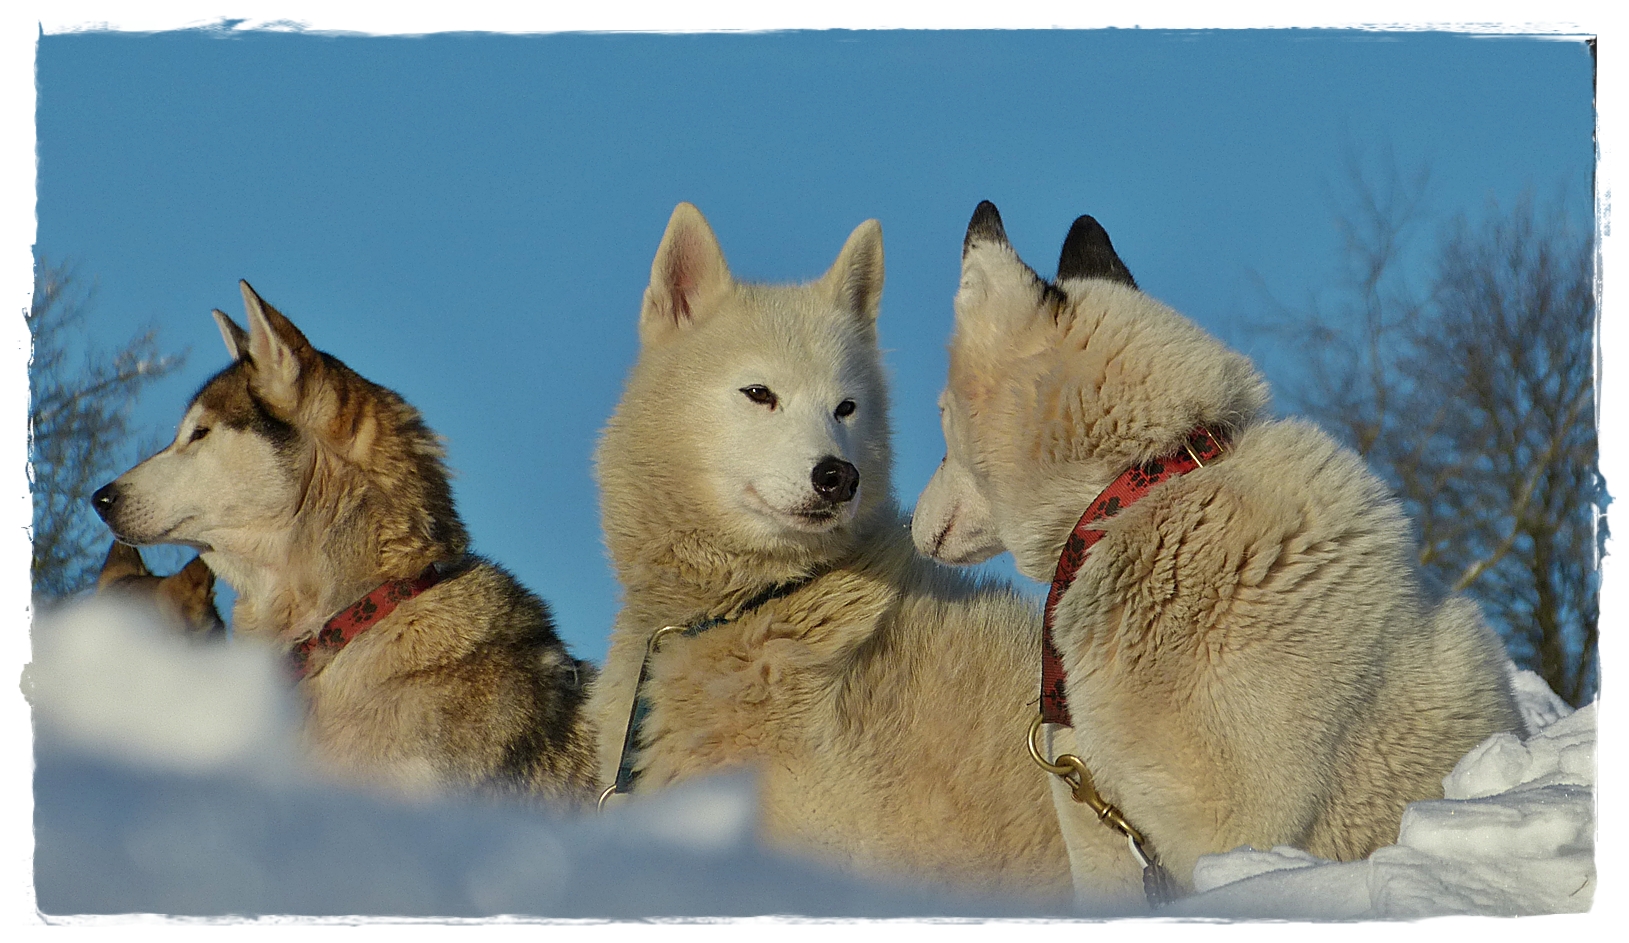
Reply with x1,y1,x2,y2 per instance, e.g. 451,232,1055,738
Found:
314,554,597,798
396,556,583,683
1118,419,1406,548
1072,418,1419,649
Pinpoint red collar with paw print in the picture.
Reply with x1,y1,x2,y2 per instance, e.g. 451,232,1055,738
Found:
287,563,445,680
1039,427,1229,727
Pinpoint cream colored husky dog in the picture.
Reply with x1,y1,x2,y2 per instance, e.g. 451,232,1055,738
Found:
913,201,1524,896
94,283,598,802
588,203,1138,901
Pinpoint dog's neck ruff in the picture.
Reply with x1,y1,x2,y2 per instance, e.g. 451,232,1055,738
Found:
1041,426,1228,726
598,573,820,810
287,562,445,680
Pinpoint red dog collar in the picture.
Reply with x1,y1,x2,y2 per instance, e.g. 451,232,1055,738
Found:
1040,427,1228,726
288,563,445,680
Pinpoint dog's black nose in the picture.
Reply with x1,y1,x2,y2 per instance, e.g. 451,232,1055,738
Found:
811,457,860,504
92,482,120,521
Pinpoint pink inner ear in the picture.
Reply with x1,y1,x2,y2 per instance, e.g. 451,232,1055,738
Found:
667,252,694,322
666,231,707,323
248,312,276,363
249,315,302,384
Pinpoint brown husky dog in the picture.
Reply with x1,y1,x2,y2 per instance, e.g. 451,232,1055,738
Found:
95,541,226,637
94,282,597,801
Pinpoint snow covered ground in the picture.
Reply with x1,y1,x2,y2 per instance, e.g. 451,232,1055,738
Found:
1171,682,1595,918
19,598,1602,925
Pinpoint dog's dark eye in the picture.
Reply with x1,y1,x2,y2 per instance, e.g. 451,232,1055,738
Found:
189,426,210,443
834,399,857,419
740,385,778,409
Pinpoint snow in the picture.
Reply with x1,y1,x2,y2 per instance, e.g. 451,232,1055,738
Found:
24,601,1047,920
1172,692,1596,919
26,599,300,776
21,599,1601,924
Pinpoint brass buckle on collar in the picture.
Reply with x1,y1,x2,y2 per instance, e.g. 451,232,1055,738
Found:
1029,714,1176,906
1182,428,1227,468
1028,713,1123,829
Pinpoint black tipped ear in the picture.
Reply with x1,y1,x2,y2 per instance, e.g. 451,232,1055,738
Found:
1056,215,1137,288
963,201,1010,256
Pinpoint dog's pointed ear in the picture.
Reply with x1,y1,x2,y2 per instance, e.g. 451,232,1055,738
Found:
821,219,885,323
97,541,149,589
1056,215,1137,288
958,201,1022,296
956,201,1049,337
640,203,733,346
240,280,314,414
213,309,249,361
963,200,1010,256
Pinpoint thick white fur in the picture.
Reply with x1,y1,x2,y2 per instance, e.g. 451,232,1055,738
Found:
913,213,1524,897
588,204,1136,903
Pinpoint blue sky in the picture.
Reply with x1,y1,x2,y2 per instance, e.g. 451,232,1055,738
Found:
31,28,1595,663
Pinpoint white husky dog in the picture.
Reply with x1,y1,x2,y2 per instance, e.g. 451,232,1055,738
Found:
912,201,1525,898
587,203,1145,902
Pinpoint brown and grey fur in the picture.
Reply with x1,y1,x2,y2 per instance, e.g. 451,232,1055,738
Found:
588,203,1139,904
96,541,226,637
912,202,1525,897
95,282,597,802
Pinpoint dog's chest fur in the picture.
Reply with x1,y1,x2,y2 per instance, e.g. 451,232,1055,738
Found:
604,563,895,788
587,532,1098,898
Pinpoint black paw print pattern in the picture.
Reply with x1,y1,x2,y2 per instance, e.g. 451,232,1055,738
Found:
1038,427,1227,727
287,563,444,680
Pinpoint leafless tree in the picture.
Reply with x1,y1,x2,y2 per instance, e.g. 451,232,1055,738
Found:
1253,167,1600,706
28,261,184,600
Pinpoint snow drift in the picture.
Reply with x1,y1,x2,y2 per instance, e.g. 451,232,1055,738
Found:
24,598,1595,919
1171,695,1594,918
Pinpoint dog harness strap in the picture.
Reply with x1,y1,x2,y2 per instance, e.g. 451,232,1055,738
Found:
600,574,819,809
1040,426,1227,726
287,562,445,680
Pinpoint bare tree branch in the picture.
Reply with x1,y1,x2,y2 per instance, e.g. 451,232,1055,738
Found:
28,260,186,600
1249,170,1599,706
1449,386,1591,594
